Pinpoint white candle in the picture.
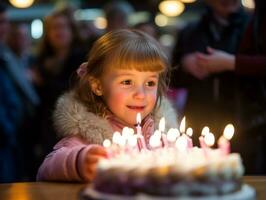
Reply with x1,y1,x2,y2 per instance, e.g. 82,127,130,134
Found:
199,127,209,149
166,128,180,147
149,134,161,150
204,132,215,147
175,135,188,152
135,113,147,151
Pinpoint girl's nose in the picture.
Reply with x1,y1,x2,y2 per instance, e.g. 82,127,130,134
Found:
134,86,145,99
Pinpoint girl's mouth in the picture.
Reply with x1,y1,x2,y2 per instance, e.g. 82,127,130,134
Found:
127,106,145,111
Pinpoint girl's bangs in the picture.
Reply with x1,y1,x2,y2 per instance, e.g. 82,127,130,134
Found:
105,41,167,72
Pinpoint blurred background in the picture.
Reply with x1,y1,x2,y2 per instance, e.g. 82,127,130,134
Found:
3,0,254,52
0,0,257,183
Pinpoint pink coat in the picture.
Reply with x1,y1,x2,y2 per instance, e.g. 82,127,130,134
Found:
37,91,178,182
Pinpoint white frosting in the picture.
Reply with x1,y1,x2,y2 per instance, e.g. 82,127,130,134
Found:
97,147,244,180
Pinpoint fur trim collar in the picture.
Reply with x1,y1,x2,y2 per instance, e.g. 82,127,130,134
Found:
53,91,178,144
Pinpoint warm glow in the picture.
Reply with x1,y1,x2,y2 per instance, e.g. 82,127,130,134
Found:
128,135,138,147
149,135,161,148
159,0,185,17
180,116,186,133
204,132,215,147
166,128,180,142
9,0,34,8
94,17,107,29
201,126,210,136
122,127,131,140
112,131,122,144
241,0,255,9
223,124,234,140
159,117,166,132
103,139,111,148
155,14,168,27
181,0,196,3
186,127,193,137
175,135,187,151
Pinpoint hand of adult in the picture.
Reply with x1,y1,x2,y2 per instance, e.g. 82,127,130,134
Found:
181,53,209,80
196,47,235,73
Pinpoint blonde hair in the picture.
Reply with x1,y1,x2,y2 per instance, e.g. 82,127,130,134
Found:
75,29,169,116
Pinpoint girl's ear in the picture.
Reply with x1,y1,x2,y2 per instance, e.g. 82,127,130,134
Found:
89,77,103,96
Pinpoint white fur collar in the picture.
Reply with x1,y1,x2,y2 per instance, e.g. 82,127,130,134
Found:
53,91,178,144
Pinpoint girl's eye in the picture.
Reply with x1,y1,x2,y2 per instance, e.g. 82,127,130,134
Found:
146,81,157,87
121,80,132,85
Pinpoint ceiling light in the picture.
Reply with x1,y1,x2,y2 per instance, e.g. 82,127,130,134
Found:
159,0,185,17
9,0,34,8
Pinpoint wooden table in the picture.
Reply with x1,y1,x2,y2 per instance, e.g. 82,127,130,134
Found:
0,176,265,200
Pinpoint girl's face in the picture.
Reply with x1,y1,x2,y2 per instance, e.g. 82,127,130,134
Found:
100,69,159,126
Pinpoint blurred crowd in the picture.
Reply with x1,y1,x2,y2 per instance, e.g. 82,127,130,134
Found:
0,0,266,183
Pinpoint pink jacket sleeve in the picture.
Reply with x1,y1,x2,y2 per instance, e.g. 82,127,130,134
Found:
36,136,96,182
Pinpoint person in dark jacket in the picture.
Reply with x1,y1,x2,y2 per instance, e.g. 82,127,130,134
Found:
170,0,249,140
0,2,39,182
196,0,266,174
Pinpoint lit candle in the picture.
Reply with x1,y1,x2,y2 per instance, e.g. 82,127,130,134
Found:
149,133,161,150
135,113,147,151
179,116,192,149
175,135,188,152
166,128,180,147
199,127,209,149
203,132,215,159
186,127,193,148
103,139,113,158
179,116,186,134
218,124,234,156
159,117,168,147
204,132,215,147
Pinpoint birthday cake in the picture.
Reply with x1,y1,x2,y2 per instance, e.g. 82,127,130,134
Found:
83,120,255,199
92,148,244,197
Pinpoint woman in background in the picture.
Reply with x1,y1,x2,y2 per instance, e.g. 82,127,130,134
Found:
33,7,87,163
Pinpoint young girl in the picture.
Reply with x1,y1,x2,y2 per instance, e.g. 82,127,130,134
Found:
37,29,178,182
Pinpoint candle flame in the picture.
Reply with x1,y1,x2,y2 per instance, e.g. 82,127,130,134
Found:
201,126,210,136
128,135,138,147
166,128,179,142
186,127,193,137
112,131,121,144
122,127,130,139
180,116,186,133
128,128,135,136
154,130,162,138
223,124,234,140
175,135,187,151
149,134,161,148
136,113,141,124
159,117,166,132
204,132,215,147
103,139,111,148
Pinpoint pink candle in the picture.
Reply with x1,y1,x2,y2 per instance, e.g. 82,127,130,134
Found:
185,128,193,149
218,136,230,156
186,135,193,149
136,113,147,150
219,124,234,156
199,136,207,149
